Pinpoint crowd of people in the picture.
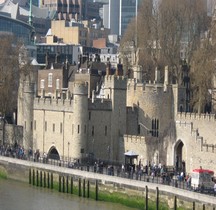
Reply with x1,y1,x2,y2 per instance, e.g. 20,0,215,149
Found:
0,144,215,196
0,143,39,161
0,143,26,159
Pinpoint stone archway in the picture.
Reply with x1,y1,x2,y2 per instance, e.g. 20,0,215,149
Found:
174,140,186,173
47,146,60,160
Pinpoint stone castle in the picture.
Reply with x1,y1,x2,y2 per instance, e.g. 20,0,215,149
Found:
17,57,216,174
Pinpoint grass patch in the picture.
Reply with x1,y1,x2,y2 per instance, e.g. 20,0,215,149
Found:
98,190,169,210
31,178,170,210
0,169,7,179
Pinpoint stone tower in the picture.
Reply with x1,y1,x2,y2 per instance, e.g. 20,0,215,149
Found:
72,81,88,160
103,75,127,161
17,80,34,150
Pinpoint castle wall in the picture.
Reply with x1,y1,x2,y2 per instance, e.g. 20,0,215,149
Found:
72,82,88,159
1,124,23,146
33,109,67,157
176,112,216,145
103,75,127,161
162,112,216,174
87,109,112,160
34,98,74,111
32,75,126,162
22,82,34,150
127,80,173,137
119,135,160,166
126,107,138,135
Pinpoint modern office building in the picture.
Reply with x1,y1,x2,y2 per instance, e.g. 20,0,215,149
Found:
102,0,140,37
0,0,51,41
0,13,37,60
119,0,137,36
40,0,82,21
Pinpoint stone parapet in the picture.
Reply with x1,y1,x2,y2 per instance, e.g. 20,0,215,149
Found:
34,97,74,112
177,112,216,121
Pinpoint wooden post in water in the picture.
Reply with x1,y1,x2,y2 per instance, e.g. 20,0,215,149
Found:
83,179,86,197
59,175,61,192
95,180,98,201
51,173,53,189
78,178,81,197
156,187,159,210
44,171,46,188
174,196,177,210
47,173,50,188
203,204,205,210
32,169,35,186
145,186,148,210
39,171,42,187
29,169,31,184
192,201,195,210
66,176,69,193
36,170,39,186
87,180,90,198
70,177,73,194
62,176,65,193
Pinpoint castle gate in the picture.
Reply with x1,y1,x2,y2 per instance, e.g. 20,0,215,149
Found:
174,140,186,173
47,146,60,160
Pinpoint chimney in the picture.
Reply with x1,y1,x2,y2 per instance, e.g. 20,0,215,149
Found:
116,63,123,76
106,62,111,75
92,90,95,103
164,66,169,85
155,67,160,83
164,66,169,92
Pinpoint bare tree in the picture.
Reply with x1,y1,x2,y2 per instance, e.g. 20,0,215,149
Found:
189,14,216,113
0,35,20,119
120,0,210,84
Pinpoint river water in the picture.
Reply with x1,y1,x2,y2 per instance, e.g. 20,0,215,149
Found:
0,179,137,210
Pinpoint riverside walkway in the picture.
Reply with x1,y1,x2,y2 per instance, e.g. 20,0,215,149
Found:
0,155,215,207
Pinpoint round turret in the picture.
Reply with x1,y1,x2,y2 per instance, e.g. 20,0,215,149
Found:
72,81,88,161
22,81,35,150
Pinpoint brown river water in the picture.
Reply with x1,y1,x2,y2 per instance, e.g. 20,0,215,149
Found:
0,179,137,210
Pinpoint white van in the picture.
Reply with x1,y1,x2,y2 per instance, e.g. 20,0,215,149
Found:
191,169,214,192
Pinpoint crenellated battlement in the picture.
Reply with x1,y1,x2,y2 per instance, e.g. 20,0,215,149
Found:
202,143,216,153
177,112,216,121
73,81,88,95
105,75,126,81
88,98,112,110
34,97,74,112
144,83,165,93
127,79,170,94
104,75,127,89
123,134,148,145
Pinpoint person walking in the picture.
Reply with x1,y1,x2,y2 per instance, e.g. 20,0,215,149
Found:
214,181,216,196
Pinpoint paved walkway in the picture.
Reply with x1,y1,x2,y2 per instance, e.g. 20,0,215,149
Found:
0,156,215,206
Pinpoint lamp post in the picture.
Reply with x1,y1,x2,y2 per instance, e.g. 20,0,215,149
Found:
92,138,94,157
107,146,110,163
68,141,70,162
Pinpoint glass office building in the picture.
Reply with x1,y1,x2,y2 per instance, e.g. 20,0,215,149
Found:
119,0,137,37
0,14,34,45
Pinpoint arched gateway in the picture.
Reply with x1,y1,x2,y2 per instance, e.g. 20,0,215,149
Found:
174,140,186,173
47,147,60,160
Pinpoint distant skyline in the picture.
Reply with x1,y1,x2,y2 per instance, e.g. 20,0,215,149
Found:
208,0,216,16
102,0,141,37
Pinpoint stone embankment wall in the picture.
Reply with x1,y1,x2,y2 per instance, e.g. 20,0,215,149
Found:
0,156,215,210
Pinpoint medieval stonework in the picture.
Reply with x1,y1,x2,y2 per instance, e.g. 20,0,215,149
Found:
17,59,216,174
